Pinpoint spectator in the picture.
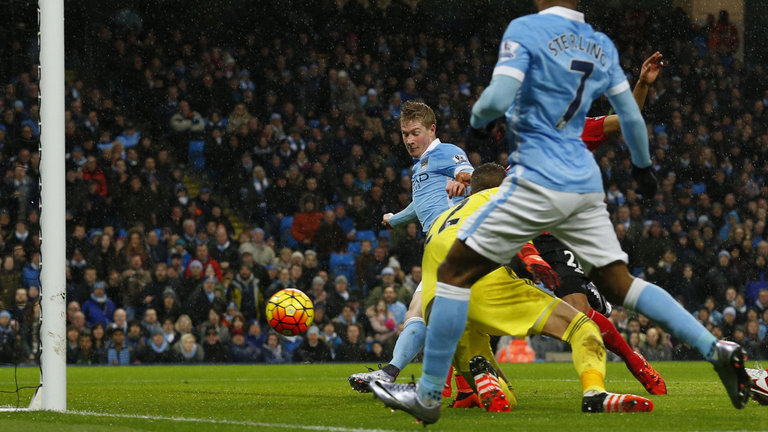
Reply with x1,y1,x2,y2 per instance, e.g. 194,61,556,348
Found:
157,287,182,324
210,226,239,270
720,307,738,339
265,268,293,300
366,267,410,308
246,320,267,348
262,332,291,364
0,310,17,363
238,228,275,268
141,308,162,336
202,326,228,363
120,255,152,320
74,333,101,365
335,323,367,362
160,317,180,347
228,327,261,363
174,333,204,363
81,281,116,327
320,321,342,358
198,308,230,344
382,285,406,326
366,299,397,345
403,266,422,295
393,222,424,272
186,276,227,326
293,325,332,363
142,328,175,363
291,195,323,249
169,100,205,163
106,326,135,365
313,209,348,263
185,244,222,281
640,327,673,361
326,276,353,319
369,340,391,363
0,256,21,309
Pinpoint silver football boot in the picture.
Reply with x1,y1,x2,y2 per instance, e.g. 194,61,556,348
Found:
370,380,441,425
712,340,750,409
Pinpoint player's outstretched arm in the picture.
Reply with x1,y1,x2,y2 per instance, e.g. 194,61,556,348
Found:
470,75,521,129
602,52,663,139
386,201,417,227
607,88,656,197
606,89,650,168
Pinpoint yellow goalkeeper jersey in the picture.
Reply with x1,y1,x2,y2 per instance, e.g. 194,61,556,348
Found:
422,187,499,293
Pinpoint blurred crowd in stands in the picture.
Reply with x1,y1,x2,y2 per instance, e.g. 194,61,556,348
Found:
1,1,767,366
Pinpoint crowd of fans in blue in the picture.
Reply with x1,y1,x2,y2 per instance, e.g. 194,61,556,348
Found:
0,1,767,366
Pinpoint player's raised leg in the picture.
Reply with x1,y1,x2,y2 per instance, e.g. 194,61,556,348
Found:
348,291,425,392
588,262,750,408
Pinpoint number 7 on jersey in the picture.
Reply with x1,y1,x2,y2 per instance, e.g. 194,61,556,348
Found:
555,59,594,130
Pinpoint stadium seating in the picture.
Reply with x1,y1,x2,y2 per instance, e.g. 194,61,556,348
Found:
280,216,298,249
188,140,205,172
347,241,362,257
355,230,376,242
330,252,356,289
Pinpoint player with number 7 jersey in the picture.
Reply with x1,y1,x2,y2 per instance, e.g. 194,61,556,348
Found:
494,9,634,193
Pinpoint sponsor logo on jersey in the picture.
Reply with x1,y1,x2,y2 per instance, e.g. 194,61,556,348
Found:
453,154,468,164
412,172,430,191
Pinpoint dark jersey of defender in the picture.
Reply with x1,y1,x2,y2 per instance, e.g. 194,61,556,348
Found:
514,233,612,316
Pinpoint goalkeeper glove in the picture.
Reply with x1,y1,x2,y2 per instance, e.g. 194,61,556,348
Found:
517,243,560,290
632,165,658,199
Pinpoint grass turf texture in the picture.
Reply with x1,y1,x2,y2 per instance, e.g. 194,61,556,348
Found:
1,361,766,431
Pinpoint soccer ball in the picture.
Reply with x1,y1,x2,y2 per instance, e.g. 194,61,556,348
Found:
265,288,314,336
747,367,768,405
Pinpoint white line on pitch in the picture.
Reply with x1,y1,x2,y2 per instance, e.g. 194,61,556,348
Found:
67,410,399,432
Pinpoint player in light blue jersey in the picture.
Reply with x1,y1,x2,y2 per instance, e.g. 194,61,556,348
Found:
373,1,749,424
349,101,473,393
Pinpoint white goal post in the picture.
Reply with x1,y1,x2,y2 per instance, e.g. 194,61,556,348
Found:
32,0,67,412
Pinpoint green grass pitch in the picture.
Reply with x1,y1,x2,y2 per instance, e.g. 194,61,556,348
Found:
1,361,766,431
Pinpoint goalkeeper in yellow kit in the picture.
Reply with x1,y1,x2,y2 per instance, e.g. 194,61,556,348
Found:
396,162,653,414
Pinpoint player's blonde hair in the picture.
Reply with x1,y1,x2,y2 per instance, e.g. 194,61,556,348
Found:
400,101,436,129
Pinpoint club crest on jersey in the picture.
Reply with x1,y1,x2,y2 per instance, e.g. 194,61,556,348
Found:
419,158,429,170
453,154,468,164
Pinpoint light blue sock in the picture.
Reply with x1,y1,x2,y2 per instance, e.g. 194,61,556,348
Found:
418,283,470,403
624,279,717,360
390,317,426,372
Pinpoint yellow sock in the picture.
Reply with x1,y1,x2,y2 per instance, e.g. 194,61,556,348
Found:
580,368,605,394
562,313,607,394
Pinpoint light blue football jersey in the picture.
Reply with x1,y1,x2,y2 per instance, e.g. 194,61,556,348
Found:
389,139,474,233
495,7,629,193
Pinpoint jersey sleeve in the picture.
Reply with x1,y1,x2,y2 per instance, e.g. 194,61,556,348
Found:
388,201,417,227
582,116,608,151
493,21,532,82
437,147,473,178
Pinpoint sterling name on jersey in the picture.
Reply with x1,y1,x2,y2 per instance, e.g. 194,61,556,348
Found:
410,139,473,233
496,7,629,193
